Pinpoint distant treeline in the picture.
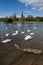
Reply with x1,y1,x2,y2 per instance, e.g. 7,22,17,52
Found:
0,12,43,23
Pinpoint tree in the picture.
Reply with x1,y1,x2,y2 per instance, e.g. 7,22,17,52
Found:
6,18,13,23
35,16,41,21
11,13,19,21
26,15,34,21
12,13,16,21
40,17,43,21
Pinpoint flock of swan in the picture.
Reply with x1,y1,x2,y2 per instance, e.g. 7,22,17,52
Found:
1,29,34,43
1,23,36,43
1,24,42,55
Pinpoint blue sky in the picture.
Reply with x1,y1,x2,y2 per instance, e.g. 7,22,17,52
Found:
0,0,43,17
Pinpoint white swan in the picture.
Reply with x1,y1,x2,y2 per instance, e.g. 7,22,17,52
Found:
30,33,34,36
27,30,31,32
24,35,32,40
5,33,9,37
12,31,18,35
21,31,25,34
2,39,12,43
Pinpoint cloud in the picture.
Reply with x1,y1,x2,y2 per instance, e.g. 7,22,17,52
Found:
18,0,43,11
18,0,43,6
32,7,36,10
24,10,31,13
39,7,43,11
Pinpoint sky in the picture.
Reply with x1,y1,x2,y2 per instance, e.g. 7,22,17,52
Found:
0,0,43,17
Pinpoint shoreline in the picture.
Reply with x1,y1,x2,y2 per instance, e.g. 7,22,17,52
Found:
0,21,43,24
0,43,43,65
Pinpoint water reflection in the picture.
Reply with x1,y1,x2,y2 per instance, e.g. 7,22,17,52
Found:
0,22,43,35
34,27,37,30
0,22,43,50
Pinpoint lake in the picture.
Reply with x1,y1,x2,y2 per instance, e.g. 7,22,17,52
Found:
0,22,43,50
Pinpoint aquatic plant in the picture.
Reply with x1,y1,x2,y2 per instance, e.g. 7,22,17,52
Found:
14,44,42,55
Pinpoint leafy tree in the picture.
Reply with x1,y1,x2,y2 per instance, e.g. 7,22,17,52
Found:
6,18,13,23
40,17,43,21
26,15,34,21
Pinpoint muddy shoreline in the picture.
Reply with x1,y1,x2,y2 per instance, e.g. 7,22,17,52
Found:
0,43,43,65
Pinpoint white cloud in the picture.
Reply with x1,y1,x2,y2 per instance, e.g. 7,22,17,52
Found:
18,0,43,6
18,0,38,6
39,7,43,11
32,7,36,10
18,0,43,10
25,10,31,13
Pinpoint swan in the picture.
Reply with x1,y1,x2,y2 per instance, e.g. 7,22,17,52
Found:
30,33,34,36
21,31,25,34
5,33,9,37
2,39,12,43
12,30,18,35
27,30,31,32
24,35,32,40
15,31,18,33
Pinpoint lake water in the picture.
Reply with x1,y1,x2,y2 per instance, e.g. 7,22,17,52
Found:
0,22,43,50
